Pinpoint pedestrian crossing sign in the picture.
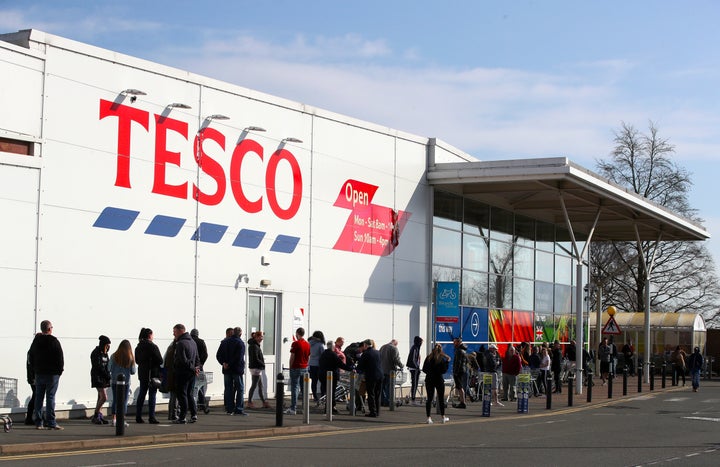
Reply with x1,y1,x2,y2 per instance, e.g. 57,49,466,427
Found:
602,316,622,335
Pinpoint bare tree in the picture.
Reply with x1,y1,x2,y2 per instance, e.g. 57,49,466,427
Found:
591,122,720,326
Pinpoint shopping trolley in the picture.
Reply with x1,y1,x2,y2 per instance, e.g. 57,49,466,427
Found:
193,371,213,414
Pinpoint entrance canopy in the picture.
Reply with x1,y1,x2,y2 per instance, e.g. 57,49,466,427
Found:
427,157,709,242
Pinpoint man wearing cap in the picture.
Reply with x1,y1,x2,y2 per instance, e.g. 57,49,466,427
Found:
90,335,112,424
484,344,503,406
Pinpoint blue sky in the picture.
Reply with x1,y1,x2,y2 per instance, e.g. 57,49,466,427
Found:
3,0,720,270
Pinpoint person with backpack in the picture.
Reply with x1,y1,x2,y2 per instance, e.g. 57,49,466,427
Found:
422,343,450,424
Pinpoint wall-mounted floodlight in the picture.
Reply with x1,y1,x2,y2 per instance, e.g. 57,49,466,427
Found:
244,126,267,132
121,88,147,103
121,89,147,96
282,137,303,144
168,103,192,109
206,114,230,121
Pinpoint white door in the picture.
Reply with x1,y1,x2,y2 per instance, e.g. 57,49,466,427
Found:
248,292,280,398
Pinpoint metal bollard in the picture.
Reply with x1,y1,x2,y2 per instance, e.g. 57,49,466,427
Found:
568,372,574,407
546,371,552,410
115,374,126,436
637,361,643,393
349,372,357,416
586,372,593,402
671,363,677,386
608,371,613,399
389,371,396,412
275,372,284,427
662,363,667,388
650,363,655,391
303,372,310,424
622,368,628,396
326,371,334,421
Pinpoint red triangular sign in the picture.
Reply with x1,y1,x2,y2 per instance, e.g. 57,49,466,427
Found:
602,316,622,335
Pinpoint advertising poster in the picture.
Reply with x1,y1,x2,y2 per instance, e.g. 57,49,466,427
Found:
482,372,493,417
517,372,530,413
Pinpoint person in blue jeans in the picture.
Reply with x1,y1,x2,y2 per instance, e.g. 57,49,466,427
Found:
28,320,64,430
286,327,310,414
687,347,704,392
216,327,247,415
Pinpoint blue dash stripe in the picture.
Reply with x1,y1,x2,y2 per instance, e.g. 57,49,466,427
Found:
93,206,139,231
145,215,186,237
191,222,228,243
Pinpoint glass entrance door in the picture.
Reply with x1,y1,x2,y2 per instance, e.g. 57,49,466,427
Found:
248,293,279,398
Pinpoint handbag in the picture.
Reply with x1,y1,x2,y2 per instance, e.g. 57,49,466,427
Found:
149,377,162,389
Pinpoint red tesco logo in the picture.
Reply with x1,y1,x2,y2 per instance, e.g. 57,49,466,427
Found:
99,99,302,220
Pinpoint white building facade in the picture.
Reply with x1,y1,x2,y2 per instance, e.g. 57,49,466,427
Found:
0,30,708,414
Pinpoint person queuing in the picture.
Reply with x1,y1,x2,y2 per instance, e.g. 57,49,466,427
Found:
406,336,423,406
379,339,403,407
422,343,450,424
90,335,112,425
216,327,247,416
285,327,310,415
109,339,136,427
319,341,353,413
28,320,64,430
308,331,326,405
355,339,383,418
135,327,163,424
247,331,272,409
172,324,200,424
452,338,468,409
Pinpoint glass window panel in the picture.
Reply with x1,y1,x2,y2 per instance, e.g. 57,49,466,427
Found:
513,278,533,311
489,273,512,309
514,215,534,247
555,227,573,256
262,296,276,355
536,222,555,252
555,255,572,285
433,191,462,230
490,207,513,241
535,282,554,313
536,251,554,282
462,270,488,307
432,265,461,284
489,240,513,277
463,234,488,272
463,199,489,235
433,227,461,268
248,295,261,332
554,284,572,315
514,246,534,279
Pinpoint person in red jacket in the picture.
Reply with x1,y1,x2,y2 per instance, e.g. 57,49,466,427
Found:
502,345,522,402
285,327,310,415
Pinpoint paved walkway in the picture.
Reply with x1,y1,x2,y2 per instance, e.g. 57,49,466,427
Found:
0,377,708,456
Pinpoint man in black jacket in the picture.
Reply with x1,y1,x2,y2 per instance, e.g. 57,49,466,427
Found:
356,339,383,418
28,320,64,430
172,324,199,424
